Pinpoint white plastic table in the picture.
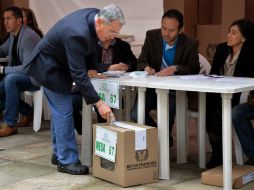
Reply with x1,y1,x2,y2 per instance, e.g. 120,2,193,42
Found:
82,75,254,190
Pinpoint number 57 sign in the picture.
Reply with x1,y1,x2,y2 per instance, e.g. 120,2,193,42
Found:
92,80,120,109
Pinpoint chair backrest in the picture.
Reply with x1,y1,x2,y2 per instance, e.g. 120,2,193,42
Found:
199,54,211,75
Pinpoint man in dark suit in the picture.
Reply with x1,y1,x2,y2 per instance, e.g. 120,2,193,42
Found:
26,4,124,175
0,7,41,137
132,9,200,146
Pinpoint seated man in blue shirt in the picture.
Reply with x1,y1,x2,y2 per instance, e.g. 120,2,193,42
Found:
131,9,200,147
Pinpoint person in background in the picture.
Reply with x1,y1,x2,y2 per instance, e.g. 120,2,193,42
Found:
21,7,43,38
206,19,254,169
25,4,124,175
0,8,43,43
0,6,41,137
16,7,44,127
72,37,137,135
232,91,254,166
0,7,43,128
131,9,199,147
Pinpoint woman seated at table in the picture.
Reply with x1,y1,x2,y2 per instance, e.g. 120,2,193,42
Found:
71,37,137,134
206,19,254,169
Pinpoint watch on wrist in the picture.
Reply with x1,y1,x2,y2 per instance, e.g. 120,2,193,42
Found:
174,65,178,72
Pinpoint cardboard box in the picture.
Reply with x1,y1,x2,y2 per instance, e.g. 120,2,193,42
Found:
202,165,254,189
93,122,158,187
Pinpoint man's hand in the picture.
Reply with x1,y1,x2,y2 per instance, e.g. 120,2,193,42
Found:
144,66,156,75
88,70,98,78
156,66,177,77
108,63,129,71
88,70,106,79
95,100,115,123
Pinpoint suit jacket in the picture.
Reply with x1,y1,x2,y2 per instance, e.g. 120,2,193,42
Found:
90,37,137,72
0,25,41,74
137,29,200,74
26,8,100,104
209,42,254,106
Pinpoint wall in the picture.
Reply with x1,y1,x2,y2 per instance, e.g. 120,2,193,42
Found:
198,0,222,25
184,0,198,37
29,0,163,45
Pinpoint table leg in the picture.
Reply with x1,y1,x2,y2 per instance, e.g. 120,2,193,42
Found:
199,92,206,168
81,99,92,166
137,87,146,124
156,89,170,179
176,91,187,163
221,93,233,190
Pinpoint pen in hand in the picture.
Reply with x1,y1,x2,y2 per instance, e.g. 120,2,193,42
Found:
143,57,155,75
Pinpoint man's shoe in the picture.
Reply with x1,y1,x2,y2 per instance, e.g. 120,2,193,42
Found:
57,162,89,175
0,123,17,137
16,115,33,127
51,154,58,165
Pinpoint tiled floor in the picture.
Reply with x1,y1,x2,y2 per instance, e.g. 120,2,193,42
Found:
0,119,253,190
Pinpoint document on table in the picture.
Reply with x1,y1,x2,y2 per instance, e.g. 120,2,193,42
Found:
214,77,248,82
102,71,125,77
176,74,224,80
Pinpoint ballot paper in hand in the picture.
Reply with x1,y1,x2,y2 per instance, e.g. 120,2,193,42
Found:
102,71,125,77
129,71,148,78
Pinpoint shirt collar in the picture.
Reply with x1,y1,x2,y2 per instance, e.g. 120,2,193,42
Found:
97,38,116,49
12,25,22,39
163,38,178,50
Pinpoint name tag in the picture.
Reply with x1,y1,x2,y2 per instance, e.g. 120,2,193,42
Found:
92,80,120,109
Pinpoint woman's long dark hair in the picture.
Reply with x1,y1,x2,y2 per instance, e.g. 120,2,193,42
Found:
21,7,43,38
230,19,254,48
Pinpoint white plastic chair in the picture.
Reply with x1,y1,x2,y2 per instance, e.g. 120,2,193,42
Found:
24,87,44,132
198,53,211,75
42,95,51,120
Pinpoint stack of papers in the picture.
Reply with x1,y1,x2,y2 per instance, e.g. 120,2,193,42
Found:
128,71,148,78
102,71,125,77
176,74,223,80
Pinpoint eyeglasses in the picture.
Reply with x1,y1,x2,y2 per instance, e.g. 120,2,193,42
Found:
108,29,119,36
105,25,120,37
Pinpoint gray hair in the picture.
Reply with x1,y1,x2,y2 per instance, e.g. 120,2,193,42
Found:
97,4,125,25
